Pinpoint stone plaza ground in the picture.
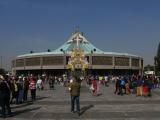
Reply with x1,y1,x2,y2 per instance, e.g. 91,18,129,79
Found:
4,82,160,120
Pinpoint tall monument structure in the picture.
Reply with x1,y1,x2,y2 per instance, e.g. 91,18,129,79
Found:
155,42,160,75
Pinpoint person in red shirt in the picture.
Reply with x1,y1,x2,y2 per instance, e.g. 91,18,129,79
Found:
29,77,36,101
91,76,97,96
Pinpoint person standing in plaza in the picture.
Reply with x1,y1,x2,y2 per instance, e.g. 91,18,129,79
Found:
136,76,143,96
49,76,55,89
114,77,120,94
36,77,43,90
125,80,131,95
68,76,81,115
29,77,36,101
120,77,126,95
91,76,97,96
104,75,109,87
16,76,24,103
0,75,12,118
10,78,19,104
23,77,29,102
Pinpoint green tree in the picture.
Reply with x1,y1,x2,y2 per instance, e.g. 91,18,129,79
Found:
144,65,154,72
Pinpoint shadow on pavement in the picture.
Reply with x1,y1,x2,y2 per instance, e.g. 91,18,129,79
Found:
79,104,94,116
11,102,33,109
12,107,41,117
36,96,49,101
97,93,103,96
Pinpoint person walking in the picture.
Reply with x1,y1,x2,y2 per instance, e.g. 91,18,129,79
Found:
0,75,12,118
36,77,43,90
136,76,143,96
91,76,97,96
29,77,36,101
49,76,55,89
114,77,120,95
10,78,19,104
68,76,81,115
125,80,131,95
104,75,109,87
17,77,24,103
23,77,29,102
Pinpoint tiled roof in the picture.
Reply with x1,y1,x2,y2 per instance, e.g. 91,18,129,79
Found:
17,31,140,58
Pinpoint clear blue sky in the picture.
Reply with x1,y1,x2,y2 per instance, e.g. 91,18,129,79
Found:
0,0,160,70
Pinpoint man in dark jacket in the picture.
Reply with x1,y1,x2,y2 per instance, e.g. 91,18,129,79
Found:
68,76,81,115
23,77,30,102
0,75,12,118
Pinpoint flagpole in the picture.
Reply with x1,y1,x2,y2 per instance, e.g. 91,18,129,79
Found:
0,56,2,68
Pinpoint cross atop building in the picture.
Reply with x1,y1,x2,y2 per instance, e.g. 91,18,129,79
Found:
75,26,80,33
73,33,83,48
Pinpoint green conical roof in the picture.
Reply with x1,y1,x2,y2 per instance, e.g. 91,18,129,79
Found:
17,31,140,58
53,31,104,54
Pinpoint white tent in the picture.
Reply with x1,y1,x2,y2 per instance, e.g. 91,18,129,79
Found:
144,71,155,75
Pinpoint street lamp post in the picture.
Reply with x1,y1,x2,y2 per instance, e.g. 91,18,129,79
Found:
60,49,66,74
154,57,157,75
90,49,96,75
0,56,2,69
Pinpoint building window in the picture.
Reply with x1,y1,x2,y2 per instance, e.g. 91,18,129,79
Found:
43,56,63,65
26,57,40,66
92,56,113,65
16,59,24,67
132,58,139,67
115,57,129,66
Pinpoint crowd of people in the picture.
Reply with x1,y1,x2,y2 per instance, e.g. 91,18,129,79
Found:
0,73,159,118
85,74,159,97
0,73,80,118
114,75,159,97
0,74,44,118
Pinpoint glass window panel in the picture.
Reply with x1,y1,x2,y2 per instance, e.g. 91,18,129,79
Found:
43,56,63,65
132,58,139,67
115,57,129,66
16,59,24,67
92,56,113,65
26,57,40,66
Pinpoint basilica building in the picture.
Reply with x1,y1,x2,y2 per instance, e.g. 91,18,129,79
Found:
12,30,143,76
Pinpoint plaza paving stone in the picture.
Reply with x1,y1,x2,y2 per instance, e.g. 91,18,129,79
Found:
3,82,160,120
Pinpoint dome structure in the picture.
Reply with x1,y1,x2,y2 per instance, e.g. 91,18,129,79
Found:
12,31,143,76
54,31,103,54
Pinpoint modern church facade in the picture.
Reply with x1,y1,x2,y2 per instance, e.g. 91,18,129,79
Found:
12,31,143,76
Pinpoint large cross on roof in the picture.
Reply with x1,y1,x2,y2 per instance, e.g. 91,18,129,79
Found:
73,33,83,48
